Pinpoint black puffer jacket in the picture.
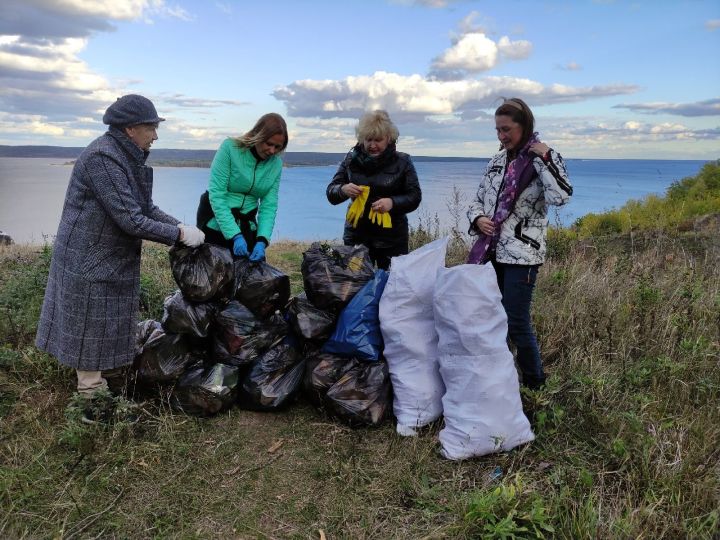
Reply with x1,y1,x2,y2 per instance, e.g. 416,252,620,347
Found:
326,144,422,250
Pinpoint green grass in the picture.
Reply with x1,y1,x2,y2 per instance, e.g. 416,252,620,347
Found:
573,159,720,238
1,230,718,538
2,169,720,540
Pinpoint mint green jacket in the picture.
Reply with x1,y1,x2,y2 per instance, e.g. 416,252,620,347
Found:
207,138,282,241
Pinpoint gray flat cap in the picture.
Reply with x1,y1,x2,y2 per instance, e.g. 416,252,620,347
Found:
102,94,165,127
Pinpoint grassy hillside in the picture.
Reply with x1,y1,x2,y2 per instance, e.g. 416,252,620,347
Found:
573,160,720,237
1,165,719,538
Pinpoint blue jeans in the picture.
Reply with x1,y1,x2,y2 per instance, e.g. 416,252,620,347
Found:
492,261,546,389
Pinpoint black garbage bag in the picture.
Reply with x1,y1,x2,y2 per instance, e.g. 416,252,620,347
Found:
257,311,290,349
134,321,198,383
161,290,216,338
169,243,234,302
324,360,391,427
238,343,305,411
213,302,288,366
302,352,360,406
136,319,161,353
212,301,259,365
233,259,290,319
301,243,375,313
288,292,336,342
171,363,240,416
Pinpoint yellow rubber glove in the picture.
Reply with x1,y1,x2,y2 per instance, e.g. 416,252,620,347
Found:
345,185,370,228
369,208,379,225
368,208,393,228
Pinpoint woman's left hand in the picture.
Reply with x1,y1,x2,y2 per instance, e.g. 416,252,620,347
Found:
529,142,550,157
371,198,393,213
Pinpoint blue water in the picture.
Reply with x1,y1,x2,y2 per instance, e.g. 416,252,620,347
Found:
0,157,709,244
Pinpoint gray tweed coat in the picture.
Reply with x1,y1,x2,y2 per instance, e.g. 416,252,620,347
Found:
35,127,181,371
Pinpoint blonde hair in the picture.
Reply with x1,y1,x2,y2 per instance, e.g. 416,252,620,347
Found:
355,110,399,144
233,113,288,151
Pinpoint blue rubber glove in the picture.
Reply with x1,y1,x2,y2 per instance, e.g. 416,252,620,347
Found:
249,242,266,262
232,234,249,257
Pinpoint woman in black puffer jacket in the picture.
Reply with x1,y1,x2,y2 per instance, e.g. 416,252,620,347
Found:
326,110,422,270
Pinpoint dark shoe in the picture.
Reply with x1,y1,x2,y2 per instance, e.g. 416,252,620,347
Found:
113,396,141,425
73,389,140,425
522,376,546,391
76,389,115,425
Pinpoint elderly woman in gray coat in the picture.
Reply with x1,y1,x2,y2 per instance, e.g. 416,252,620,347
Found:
35,94,205,406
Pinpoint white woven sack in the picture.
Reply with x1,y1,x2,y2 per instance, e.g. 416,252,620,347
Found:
433,263,534,459
379,237,449,434
433,262,508,355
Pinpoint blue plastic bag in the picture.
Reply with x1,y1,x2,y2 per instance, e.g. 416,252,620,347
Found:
322,269,389,361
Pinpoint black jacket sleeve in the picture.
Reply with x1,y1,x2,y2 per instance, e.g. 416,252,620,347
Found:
326,156,351,205
390,157,421,213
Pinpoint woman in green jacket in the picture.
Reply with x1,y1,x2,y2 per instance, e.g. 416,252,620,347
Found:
197,113,288,261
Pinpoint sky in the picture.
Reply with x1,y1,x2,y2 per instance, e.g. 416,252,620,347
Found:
0,0,718,159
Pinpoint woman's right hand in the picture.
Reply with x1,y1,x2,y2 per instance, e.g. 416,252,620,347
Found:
178,224,205,247
474,216,495,236
232,234,249,257
341,183,364,199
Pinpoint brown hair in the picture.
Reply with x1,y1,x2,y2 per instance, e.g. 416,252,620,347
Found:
495,97,535,150
233,113,288,151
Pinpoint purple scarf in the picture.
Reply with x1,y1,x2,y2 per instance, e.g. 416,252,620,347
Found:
468,133,540,264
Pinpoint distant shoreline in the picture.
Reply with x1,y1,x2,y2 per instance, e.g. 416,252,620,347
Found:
1,147,711,165
0,145,489,167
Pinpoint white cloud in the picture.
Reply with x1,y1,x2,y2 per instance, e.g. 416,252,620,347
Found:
0,111,66,137
0,0,199,135
428,13,534,80
52,0,147,19
613,98,720,117
296,117,357,129
554,118,719,142
557,61,582,71
274,71,639,121
517,116,720,159
430,24,532,79
286,111,720,159
705,19,720,31
649,122,687,134
159,94,250,108
457,11,487,35
432,33,498,74
497,36,532,60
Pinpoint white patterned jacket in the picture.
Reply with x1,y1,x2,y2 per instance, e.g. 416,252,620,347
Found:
468,148,573,265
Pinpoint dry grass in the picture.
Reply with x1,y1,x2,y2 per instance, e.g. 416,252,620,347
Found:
1,230,719,539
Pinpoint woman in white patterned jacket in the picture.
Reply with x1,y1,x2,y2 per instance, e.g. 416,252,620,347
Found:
467,97,573,389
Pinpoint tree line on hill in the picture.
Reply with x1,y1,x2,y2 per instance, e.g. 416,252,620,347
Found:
0,145,487,167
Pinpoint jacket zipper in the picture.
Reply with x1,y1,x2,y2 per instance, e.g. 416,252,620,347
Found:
492,155,509,216
238,156,260,212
